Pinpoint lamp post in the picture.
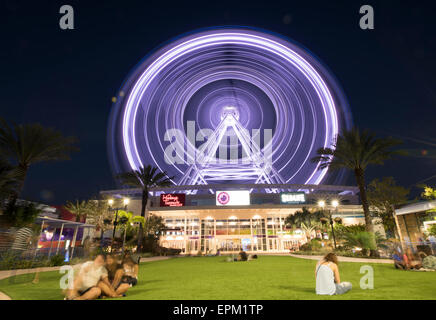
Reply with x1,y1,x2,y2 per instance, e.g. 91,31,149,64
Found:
330,200,339,250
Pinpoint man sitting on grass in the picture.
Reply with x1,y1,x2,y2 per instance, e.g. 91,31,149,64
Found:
65,254,120,300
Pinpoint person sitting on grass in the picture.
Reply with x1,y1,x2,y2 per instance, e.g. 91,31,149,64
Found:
238,250,248,261
233,250,248,261
65,254,120,300
99,254,124,297
113,252,139,296
405,248,423,270
315,253,352,296
393,252,408,270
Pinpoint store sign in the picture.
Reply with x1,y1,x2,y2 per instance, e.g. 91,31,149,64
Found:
160,193,186,207
280,192,306,204
216,190,250,206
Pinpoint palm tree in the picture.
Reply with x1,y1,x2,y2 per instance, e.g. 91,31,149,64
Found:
285,208,322,241
117,165,173,252
0,118,78,199
65,200,90,222
0,156,21,201
311,128,403,233
84,198,113,240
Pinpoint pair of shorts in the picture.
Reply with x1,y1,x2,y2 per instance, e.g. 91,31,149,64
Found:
78,286,96,296
121,276,137,287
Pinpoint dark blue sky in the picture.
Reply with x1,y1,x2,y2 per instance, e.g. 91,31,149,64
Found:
1,0,435,204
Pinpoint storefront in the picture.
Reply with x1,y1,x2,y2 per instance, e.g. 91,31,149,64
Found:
150,205,363,254
102,184,365,254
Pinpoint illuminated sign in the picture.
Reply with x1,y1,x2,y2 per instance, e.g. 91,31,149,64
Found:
160,193,186,207
216,190,250,206
280,192,306,204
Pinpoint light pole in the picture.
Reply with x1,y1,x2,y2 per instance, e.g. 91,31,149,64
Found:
331,200,339,250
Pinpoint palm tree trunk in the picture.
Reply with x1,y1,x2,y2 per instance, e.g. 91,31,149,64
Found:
136,189,148,253
354,168,372,232
354,168,377,257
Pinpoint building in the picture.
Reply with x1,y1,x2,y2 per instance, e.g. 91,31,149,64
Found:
394,200,436,252
101,184,368,254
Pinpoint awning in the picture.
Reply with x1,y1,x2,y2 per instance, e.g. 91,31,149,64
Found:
395,200,436,216
35,216,96,228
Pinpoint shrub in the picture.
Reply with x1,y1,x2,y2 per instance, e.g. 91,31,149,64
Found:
49,254,65,267
300,238,324,251
341,231,377,255
334,224,366,240
428,224,436,237
0,251,20,270
422,255,436,270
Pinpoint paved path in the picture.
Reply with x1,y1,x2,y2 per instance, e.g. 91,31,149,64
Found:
0,256,171,300
289,253,393,264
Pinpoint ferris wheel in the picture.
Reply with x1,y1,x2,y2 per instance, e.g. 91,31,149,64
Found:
108,28,352,188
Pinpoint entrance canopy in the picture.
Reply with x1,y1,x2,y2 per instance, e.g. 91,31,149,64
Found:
35,216,95,228
395,200,436,216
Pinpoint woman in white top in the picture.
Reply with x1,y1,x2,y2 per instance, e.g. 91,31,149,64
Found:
315,253,352,295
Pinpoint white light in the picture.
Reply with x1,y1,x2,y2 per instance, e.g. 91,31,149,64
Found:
252,215,262,219
108,199,114,206
123,198,130,205
318,200,325,208
331,200,339,208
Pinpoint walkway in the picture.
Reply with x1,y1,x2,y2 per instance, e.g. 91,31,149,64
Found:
289,253,393,264
0,256,171,300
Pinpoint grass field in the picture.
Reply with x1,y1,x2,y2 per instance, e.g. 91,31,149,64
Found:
1,256,435,300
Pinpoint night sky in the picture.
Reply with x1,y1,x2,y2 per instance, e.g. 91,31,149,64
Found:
1,0,435,204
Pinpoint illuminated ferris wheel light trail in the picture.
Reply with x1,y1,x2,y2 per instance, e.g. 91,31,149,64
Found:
108,28,352,189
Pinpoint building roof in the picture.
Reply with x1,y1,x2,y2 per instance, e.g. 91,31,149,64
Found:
35,216,95,228
395,200,436,216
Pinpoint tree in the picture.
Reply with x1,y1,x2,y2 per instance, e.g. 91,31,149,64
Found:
311,128,404,233
285,208,323,241
0,156,21,202
65,200,90,222
422,186,436,201
84,198,114,239
143,214,165,240
367,177,409,238
2,201,42,227
0,118,78,199
117,165,173,252
115,210,145,251
428,224,436,237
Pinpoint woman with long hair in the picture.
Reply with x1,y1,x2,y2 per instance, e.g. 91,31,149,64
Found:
115,252,139,296
315,253,352,295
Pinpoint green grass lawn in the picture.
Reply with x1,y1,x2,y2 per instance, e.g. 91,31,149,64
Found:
1,256,435,300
